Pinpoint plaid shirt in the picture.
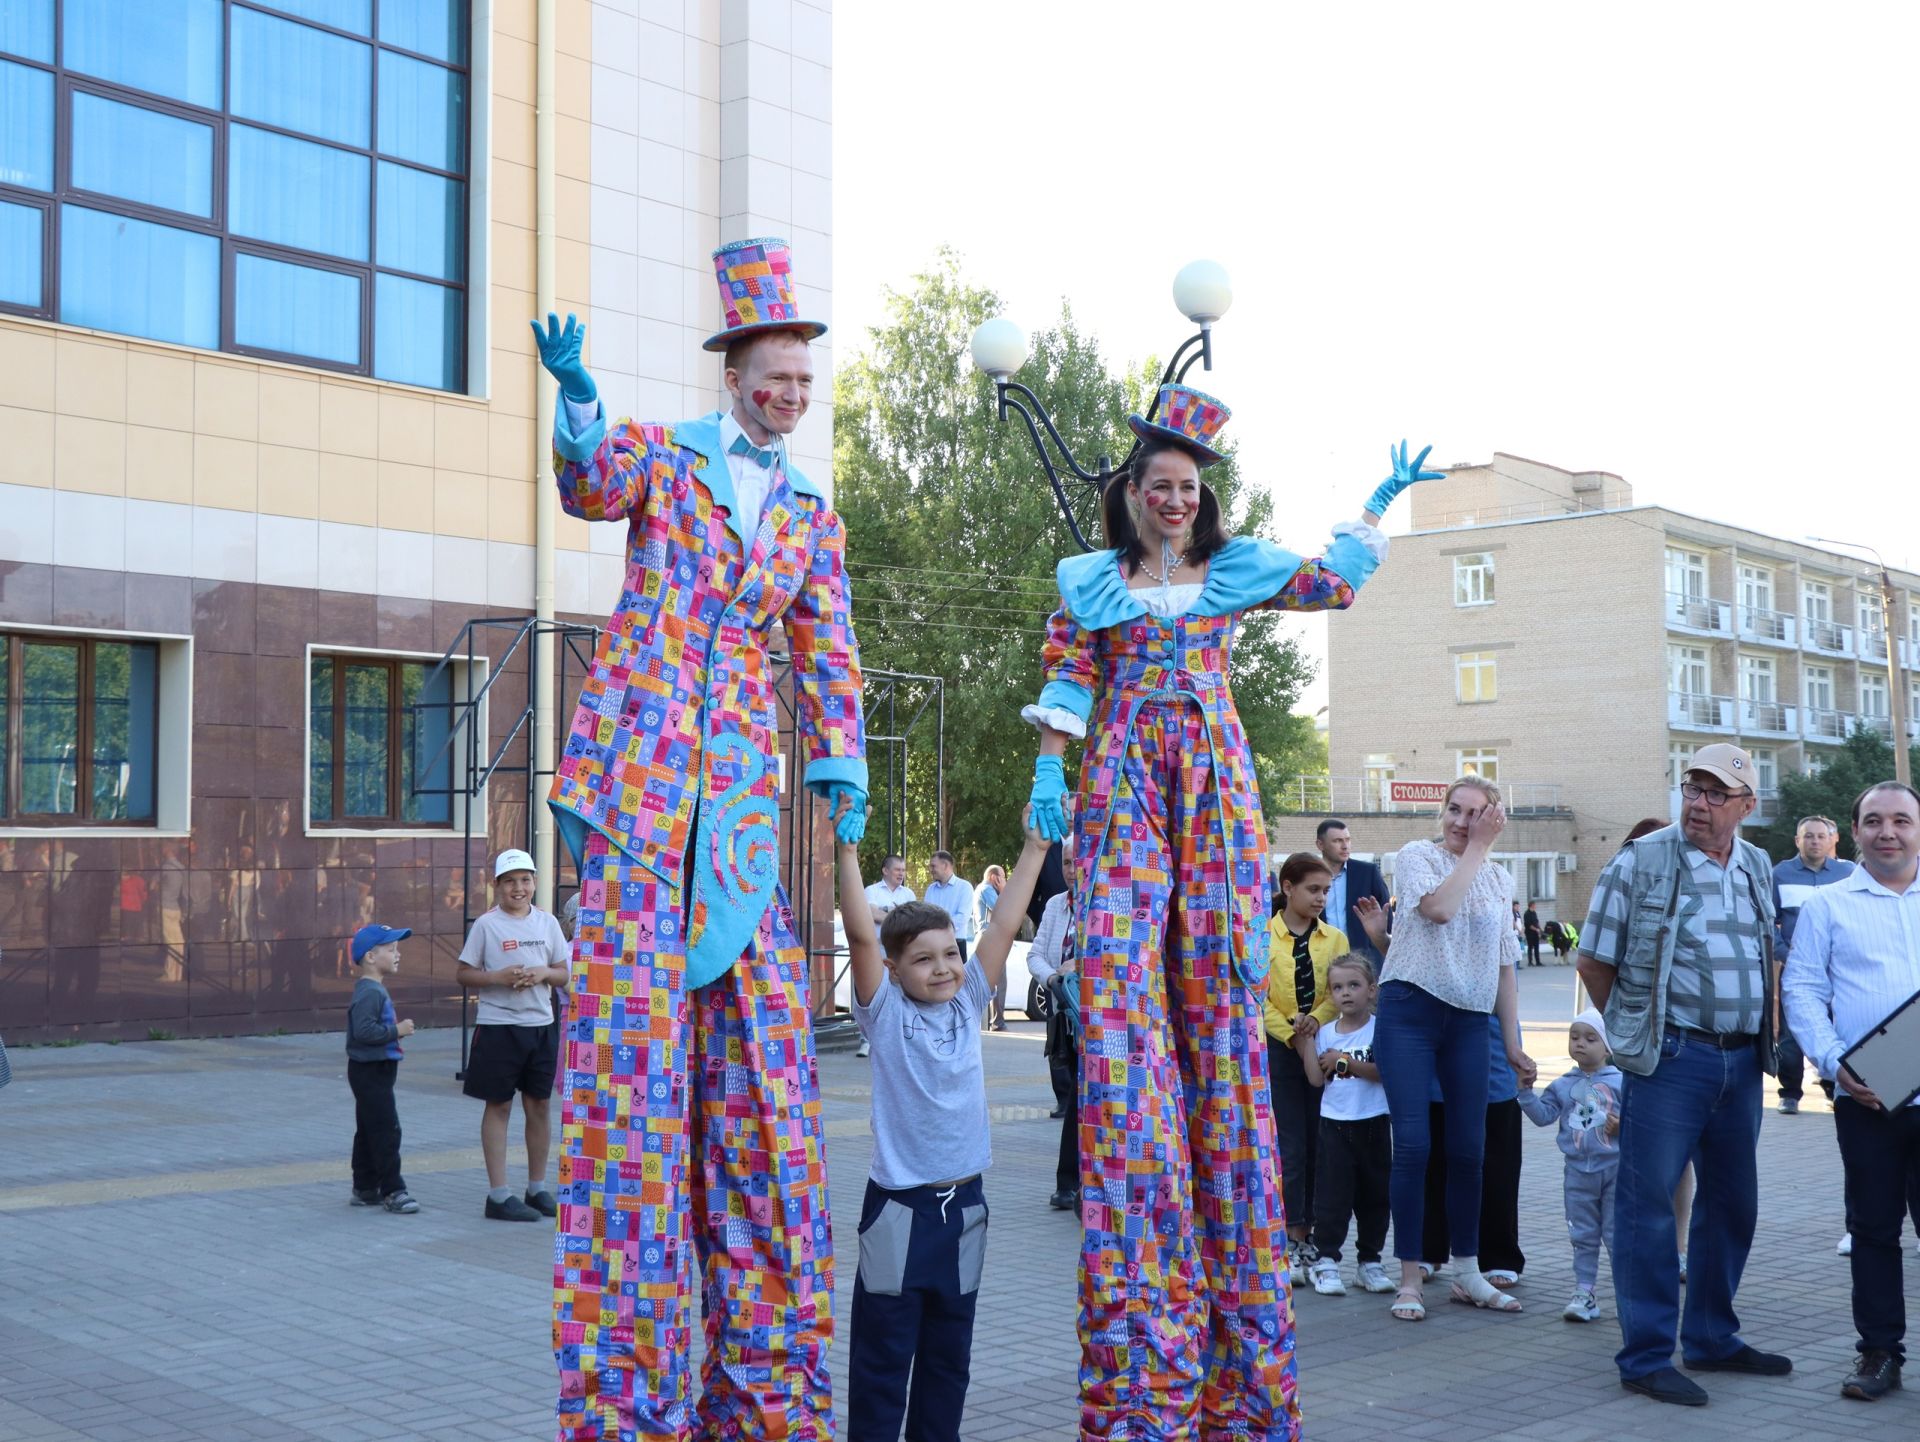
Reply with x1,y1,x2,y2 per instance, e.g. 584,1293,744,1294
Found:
1582,841,1770,1035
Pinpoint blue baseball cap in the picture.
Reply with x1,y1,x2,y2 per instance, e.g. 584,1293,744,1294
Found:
352,924,413,962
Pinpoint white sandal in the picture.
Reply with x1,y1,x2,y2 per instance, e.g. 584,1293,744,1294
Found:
1449,1276,1522,1312
1391,1286,1426,1321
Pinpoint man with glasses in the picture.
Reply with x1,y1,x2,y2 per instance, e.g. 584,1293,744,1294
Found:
1770,815,1853,1115
1576,743,1790,1407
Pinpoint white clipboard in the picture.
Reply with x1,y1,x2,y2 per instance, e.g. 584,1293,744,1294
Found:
1839,988,1920,1111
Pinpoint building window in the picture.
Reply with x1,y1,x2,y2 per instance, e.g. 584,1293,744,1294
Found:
1,632,159,824
1738,564,1773,615
0,0,471,392
1457,747,1499,782
308,653,455,827
1453,553,1495,607
1738,654,1775,703
1803,579,1832,623
1750,748,1778,795
1861,672,1890,720
1668,644,1709,696
1804,664,1834,713
1455,651,1497,703
1859,595,1885,640
1908,600,1920,647
1526,856,1557,904
1363,754,1395,810
1665,547,1707,602
1668,743,1692,786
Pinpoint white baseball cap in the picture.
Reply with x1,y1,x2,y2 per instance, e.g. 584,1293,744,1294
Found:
494,847,537,879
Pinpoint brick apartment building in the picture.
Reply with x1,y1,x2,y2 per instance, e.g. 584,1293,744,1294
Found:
1265,453,1919,927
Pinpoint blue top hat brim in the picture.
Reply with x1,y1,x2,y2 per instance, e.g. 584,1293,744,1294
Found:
703,318,830,354
1127,414,1226,467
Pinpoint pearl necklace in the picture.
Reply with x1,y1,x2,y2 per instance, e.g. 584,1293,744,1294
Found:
1140,540,1187,589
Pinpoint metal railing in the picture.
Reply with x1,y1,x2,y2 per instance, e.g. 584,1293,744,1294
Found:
1854,712,1894,738
1803,707,1852,741
1859,629,1890,662
1737,698,1798,735
1666,592,1732,635
1737,604,1797,646
1804,616,1855,655
1669,691,1735,730
1267,776,1566,815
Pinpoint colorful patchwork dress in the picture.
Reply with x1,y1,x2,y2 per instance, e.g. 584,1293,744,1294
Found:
547,403,866,1442
1024,525,1386,1442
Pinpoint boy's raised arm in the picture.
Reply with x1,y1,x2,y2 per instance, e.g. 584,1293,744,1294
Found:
837,842,885,1007
973,804,1055,993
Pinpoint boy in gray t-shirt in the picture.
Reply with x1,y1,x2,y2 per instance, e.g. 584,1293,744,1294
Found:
838,804,1052,1442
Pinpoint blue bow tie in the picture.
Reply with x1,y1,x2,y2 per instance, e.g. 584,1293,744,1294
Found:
729,433,778,470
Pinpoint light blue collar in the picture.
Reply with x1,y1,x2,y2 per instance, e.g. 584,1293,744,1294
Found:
670,410,825,544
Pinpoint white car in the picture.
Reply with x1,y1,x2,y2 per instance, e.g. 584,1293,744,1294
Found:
829,913,1038,1018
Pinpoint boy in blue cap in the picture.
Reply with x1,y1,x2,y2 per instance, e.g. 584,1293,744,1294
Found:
346,923,419,1214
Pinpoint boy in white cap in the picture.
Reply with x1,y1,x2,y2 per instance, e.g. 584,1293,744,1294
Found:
457,848,570,1221
1518,1008,1625,1322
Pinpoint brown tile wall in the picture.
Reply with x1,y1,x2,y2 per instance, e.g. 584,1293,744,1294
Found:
0,560,839,1043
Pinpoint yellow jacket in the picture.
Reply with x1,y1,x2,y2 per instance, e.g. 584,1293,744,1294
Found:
1262,915,1347,1044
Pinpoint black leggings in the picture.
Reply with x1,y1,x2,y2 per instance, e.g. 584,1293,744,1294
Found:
1422,1098,1525,1274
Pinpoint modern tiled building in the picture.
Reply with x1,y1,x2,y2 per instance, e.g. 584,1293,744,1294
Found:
1274,453,1920,926
0,0,836,1042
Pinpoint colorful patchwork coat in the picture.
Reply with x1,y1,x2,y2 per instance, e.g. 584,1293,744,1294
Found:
548,406,866,987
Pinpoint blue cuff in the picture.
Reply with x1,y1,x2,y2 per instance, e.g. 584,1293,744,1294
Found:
1323,529,1381,592
553,387,606,465
804,756,869,799
1035,679,1093,724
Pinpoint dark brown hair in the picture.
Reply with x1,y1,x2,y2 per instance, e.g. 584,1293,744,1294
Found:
1621,817,1668,845
879,901,956,961
1273,851,1334,916
1101,439,1230,569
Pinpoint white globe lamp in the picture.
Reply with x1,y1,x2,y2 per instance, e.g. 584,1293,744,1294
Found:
969,317,1029,380
1171,260,1233,326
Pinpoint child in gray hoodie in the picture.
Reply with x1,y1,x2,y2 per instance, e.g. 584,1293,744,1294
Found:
1518,1007,1622,1323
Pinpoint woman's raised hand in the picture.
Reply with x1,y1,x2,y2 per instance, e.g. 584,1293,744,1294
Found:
1466,801,1506,850
1362,439,1446,519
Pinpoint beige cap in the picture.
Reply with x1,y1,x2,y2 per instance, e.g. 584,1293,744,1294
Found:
1687,743,1756,794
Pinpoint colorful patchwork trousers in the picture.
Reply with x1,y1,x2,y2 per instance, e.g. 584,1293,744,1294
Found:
1076,700,1301,1441
554,829,834,1442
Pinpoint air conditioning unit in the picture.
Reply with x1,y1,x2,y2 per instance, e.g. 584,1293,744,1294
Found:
1557,853,1578,874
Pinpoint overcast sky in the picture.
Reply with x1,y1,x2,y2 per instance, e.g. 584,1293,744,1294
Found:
833,0,1916,717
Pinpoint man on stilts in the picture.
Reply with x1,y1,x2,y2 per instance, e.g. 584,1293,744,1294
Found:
534,238,867,1442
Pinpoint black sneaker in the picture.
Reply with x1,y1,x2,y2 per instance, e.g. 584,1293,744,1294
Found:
1842,1350,1901,1401
1048,1189,1078,1211
524,1186,558,1218
350,1188,381,1207
485,1194,542,1222
382,1190,420,1214
1622,1367,1709,1406
1687,1344,1792,1376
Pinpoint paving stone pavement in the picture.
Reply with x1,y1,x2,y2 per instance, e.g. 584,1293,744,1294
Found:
0,967,1910,1441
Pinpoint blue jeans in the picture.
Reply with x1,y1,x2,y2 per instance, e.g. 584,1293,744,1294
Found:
1374,980,1490,1261
1613,1029,1763,1380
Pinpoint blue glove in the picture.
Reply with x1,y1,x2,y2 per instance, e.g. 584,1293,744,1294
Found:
1030,755,1069,844
1364,438,1446,517
529,312,597,405
824,783,868,845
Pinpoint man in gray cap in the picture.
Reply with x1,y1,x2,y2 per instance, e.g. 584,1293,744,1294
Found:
1576,743,1790,1407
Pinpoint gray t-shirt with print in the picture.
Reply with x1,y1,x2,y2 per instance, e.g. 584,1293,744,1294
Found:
460,906,569,1026
852,956,994,1190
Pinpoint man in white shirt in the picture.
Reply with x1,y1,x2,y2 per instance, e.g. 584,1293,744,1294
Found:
1028,851,1081,1209
1783,780,1920,1403
865,855,915,924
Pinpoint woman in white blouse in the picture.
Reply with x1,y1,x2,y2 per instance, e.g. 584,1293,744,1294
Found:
1375,778,1537,1321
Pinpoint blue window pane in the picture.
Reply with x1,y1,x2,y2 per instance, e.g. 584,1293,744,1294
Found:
0,200,39,307
401,662,452,824
91,642,158,823
0,0,53,63
231,7,370,148
0,57,51,190
65,0,222,110
380,0,466,65
20,642,78,815
376,162,463,281
378,52,465,172
374,273,460,390
230,124,369,261
60,205,218,349
235,252,361,365
264,0,370,34
71,92,214,218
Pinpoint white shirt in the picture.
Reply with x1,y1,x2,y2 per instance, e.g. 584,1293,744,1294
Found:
865,881,915,913
923,875,977,941
1316,1013,1388,1121
1380,839,1520,1013
1782,864,1920,1105
562,396,782,533
1029,891,1074,983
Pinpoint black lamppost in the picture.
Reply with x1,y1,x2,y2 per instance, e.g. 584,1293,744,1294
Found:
969,261,1234,551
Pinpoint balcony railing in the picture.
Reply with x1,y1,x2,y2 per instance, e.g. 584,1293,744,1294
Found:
1666,592,1732,635
1669,691,1735,731
1268,776,1567,816
1804,616,1854,656
1737,604,1797,647
1855,712,1893,738
1737,698,1798,736
1859,629,1890,663
1804,707,1852,741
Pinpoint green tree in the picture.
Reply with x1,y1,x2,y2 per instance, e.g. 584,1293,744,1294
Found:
833,252,1321,882
1755,729,1920,861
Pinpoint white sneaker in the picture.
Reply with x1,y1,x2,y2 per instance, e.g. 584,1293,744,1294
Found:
1358,1261,1395,1294
1308,1257,1347,1296
1838,1232,1852,1256
1563,1288,1600,1323
855,1039,870,1058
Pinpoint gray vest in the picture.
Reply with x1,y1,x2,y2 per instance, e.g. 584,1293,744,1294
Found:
1600,825,1778,1077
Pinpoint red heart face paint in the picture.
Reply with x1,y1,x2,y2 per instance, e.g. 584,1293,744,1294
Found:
752,389,774,409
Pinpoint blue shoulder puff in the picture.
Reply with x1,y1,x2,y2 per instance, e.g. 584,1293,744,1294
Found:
1056,550,1146,631
1196,536,1309,616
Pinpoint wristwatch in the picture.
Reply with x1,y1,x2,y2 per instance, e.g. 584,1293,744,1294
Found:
1334,1055,1351,1078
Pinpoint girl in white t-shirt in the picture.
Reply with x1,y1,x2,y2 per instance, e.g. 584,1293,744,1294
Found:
1299,955,1396,1297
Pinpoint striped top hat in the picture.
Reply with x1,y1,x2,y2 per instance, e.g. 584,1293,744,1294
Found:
1127,384,1231,467
703,236,829,353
